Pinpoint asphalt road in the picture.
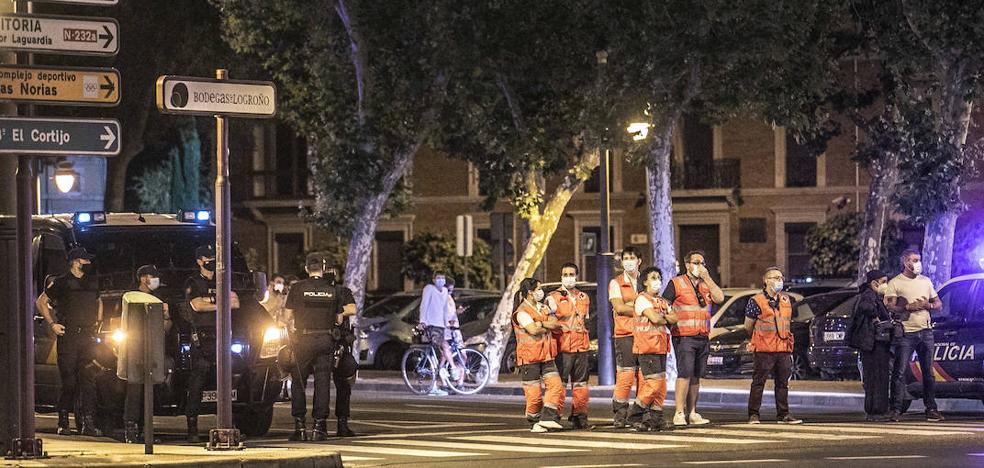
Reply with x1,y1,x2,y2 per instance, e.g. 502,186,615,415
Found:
35,390,984,467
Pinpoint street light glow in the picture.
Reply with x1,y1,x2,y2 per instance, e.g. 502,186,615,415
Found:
53,162,79,193
627,122,650,141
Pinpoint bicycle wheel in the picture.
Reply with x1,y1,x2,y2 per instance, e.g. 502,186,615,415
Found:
447,348,490,395
401,347,437,395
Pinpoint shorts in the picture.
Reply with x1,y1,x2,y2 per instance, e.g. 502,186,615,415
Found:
672,335,709,380
424,326,445,345
519,360,560,383
614,336,638,371
636,354,667,380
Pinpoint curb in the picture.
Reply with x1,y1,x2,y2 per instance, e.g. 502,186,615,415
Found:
1,449,343,468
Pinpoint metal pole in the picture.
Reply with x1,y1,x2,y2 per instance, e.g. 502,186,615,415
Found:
596,145,614,386
214,69,233,433
143,305,153,455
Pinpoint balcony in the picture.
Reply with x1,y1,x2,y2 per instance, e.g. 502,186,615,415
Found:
671,158,740,190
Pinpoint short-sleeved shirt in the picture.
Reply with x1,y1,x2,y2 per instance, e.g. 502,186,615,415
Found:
285,278,355,330
184,274,216,303
744,290,780,320
46,273,100,326
608,273,638,301
885,273,937,332
634,294,668,317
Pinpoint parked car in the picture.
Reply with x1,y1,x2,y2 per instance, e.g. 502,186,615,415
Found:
786,277,855,298
709,288,804,339
807,288,862,379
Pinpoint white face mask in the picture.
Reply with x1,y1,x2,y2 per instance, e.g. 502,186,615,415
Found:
911,261,923,275
532,289,545,302
561,277,577,289
622,259,638,273
772,280,784,293
434,278,446,288
690,264,702,278
876,282,888,295
148,277,160,291
648,279,662,292
273,283,285,293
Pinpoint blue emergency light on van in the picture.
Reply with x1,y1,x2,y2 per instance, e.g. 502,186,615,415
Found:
177,209,211,224
73,211,106,225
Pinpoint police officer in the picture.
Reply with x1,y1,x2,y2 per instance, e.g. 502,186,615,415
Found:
183,245,241,443
36,246,104,437
284,253,356,441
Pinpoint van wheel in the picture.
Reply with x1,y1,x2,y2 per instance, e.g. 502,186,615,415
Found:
500,343,517,374
233,403,274,437
790,354,807,380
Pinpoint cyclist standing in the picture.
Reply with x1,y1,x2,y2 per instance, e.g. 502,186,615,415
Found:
418,272,459,396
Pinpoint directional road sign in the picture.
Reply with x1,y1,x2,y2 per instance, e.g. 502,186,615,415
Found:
156,76,276,118
30,0,118,5
0,117,120,156
0,14,119,56
0,65,119,106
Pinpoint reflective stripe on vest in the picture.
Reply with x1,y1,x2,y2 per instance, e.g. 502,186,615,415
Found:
749,293,793,353
612,274,638,337
549,289,590,353
669,275,712,337
512,301,556,365
633,292,670,355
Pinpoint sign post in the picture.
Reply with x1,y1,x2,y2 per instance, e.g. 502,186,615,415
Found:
456,215,473,288
156,71,276,451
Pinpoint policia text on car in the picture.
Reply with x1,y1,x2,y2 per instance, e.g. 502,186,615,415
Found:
283,253,358,441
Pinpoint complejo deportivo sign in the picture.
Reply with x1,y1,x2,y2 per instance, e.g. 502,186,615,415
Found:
156,75,276,118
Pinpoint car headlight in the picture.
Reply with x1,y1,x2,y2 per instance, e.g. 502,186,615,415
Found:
259,326,287,359
111,329,126,344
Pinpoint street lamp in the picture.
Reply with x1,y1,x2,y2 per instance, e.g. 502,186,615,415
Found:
626,122,651,141
53,161,79,193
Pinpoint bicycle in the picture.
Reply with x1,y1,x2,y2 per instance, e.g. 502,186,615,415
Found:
401,327,491,395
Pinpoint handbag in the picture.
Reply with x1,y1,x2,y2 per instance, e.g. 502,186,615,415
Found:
873,319,894,342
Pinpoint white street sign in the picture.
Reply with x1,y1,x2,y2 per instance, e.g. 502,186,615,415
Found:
456,215,473,257
156,76,277,118
0,14,119,56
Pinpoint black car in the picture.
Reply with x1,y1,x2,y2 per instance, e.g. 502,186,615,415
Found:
706,296,816,380
32,212,284,436
807,288,862,379
787,277,855,298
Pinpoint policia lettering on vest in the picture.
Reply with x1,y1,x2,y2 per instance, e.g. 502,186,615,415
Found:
546,263,591,429
513,277,565,433
608,247,642,428
283,253,357,441
743,267,802,425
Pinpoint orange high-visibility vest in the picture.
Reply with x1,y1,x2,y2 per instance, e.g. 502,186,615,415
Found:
611,274,638,337
512,300,556,365
749,293,794,353
632,292,670,355
549,289,590,353
669,275,712,337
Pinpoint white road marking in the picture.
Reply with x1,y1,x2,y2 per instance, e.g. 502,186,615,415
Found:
456,435,686,450
684,427,876,440
352,420,505,429
541,464,646,468
340,456,384,461
315,444,485,458
721,423,973,436
542,430,780,445
881,423,984,431
356,407,520,419
360,427,528,439
684,459,788,465
356,438,589,453
825,455,927,460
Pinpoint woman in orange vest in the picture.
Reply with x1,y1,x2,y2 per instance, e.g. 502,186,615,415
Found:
546,263,591,429
609,247,642,428
512,277,564,432
627,267,677,431
743,266,802,424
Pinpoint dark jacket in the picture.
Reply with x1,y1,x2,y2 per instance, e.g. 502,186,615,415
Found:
847,287,891,352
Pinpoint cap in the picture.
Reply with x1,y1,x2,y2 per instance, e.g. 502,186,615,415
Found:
305,252,333,269
136,264,160,278
67,247,95,261
195,245,215,259
865,269,887,284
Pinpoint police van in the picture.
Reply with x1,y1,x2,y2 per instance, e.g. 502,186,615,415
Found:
32,211,287,436
902,273,984,411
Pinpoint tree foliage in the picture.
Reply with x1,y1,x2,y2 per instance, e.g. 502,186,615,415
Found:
400,232,493,290
807,212,907,277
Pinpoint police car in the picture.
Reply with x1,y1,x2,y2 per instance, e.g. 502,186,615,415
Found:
32,211,287,436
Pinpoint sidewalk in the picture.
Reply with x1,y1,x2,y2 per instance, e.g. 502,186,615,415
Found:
355,370,984,412
0,435,342,468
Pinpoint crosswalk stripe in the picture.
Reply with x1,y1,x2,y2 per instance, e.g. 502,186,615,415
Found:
340,456,385,461
720,423,972,436
315,444,486,458
873,423,984,432
684,459,788,465
355,438,590,453
456,435,686,450
826,455,926,460
795,423,977,435
684,427,876,440
539,430,780,445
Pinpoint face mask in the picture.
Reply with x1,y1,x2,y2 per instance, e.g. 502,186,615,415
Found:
148,277,160,291
273,283,285,293
80,263,93,275
911,261,923,275
690,264,701,278
622,259,638,272
203,260,216,272
434,278,446,288
876,282,888,295
533,289,545,302
648,279,662,292
561,277,577,289
772,280,784,293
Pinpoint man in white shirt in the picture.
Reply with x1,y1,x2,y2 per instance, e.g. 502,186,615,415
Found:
418,272,457,395
884,249,943,422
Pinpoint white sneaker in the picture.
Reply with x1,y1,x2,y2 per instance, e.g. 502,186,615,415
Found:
450,367,463,381
439,368,450,380
530,423,549,433
673,412,688,426
426,387,448,396
538,420,563,430
688,412,710,425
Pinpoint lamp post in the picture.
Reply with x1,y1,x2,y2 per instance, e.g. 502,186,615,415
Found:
594,50,615,386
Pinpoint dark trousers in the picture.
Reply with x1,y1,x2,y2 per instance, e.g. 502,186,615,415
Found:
334,352,357,419
891,329,937,412
748,352,792,418
860,341,892,416
56,330,97,416
184,349,211,418
290,333,335,420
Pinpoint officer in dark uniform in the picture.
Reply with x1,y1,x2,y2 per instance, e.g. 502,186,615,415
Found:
182,245,240,443
284,253,356,441
36,247,104,437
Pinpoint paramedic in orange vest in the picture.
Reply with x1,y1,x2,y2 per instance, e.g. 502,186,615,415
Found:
627,266,677,432
609,247,642,427
744,267,803,424
662,250,724,426
512,277,564,432
546,263,591,429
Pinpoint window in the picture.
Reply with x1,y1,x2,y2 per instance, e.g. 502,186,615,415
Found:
794,290,854,322
683,115,713,164
373,231,405,293
739,218,767,243
274,232,305,277
785,133,817,187
785,222,816,278
715,296,752,328
936,280,977,323
583,164,612,194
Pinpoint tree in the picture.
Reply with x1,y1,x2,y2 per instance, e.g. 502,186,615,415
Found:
131,117,211,212
214,0,463,309
400,232,493,290
807,212,906,277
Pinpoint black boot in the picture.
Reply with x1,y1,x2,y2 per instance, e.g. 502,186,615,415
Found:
613,401,630,428
56,411,71,435
80,416,103,437
336,418,356,437
569,414,588,430
186,416,200,444
311,419,328,441
288,418,307,442
124,421,140,444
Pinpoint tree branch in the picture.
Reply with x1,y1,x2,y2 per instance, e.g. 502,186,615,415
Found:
332,0,370,123
900,0,947,65
495,72,527,134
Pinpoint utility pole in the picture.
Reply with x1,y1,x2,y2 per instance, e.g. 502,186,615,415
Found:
594,50,614,386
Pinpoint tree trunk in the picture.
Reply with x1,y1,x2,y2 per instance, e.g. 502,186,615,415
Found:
922,211,959,286
645,118,679,284
483,151,599,381
856,151,898,282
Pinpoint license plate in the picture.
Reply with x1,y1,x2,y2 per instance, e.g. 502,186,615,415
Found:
824,331,845,342
707,356,724,365
201,389,237,403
